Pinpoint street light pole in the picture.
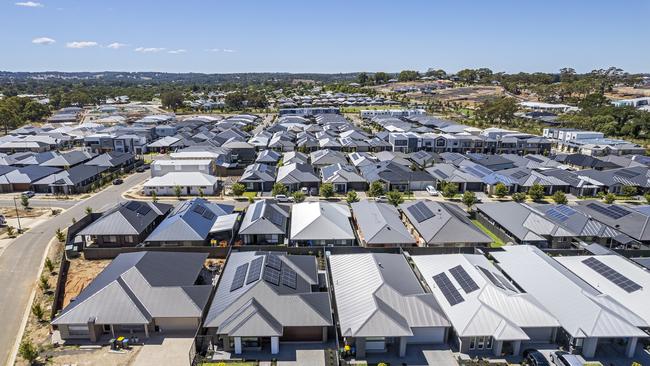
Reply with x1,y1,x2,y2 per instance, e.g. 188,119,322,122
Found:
13,196,22,233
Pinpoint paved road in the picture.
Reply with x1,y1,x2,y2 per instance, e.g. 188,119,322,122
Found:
0,199,79,209
0,171,149,365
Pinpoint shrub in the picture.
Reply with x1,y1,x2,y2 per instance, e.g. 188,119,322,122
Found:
622,185,637,198
346,190,359,203
271,183,288,196
231,183,246,197
19,340,38,363
603,192,616,204
85,206,93,215
442,182,458,199
31,302,44,321
552,191,568,205
494,183,508,198
292,191,306,203
320,183,335,198
55,228,65,243
386,190,404,206
174,185,182,200
368,181,385,197
528,184,545,201
39,275,50,292
44,257,54,273
511,192,526,202
462,191,478,211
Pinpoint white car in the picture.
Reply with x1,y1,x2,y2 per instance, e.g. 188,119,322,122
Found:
275,194,294,203
375,196,388,203
426,185,439,196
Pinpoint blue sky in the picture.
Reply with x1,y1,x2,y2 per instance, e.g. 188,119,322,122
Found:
1,0,649,74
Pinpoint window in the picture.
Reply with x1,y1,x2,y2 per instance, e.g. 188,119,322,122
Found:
477,336,485,350
469,337,476,350
103,324,111,333
68,325,90,336
108,235,117,243
486,337,492,349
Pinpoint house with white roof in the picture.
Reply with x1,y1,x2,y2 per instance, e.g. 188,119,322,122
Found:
289,202,355,246
143,172,219,196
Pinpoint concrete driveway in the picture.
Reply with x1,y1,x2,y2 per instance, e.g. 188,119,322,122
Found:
132,336,194,366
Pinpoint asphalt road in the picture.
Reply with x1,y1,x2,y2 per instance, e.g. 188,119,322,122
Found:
0,198,79,209
0,171,149,365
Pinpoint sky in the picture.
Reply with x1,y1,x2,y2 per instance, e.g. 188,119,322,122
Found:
1,0,649,74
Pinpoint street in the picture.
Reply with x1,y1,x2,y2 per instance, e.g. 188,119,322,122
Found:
0,171,149,365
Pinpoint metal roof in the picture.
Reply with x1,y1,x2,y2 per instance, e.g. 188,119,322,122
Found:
351,200,415,246
329,253,450,338
290,202,354,241
78,201,173,236
238,199,289,236
146,198,234,242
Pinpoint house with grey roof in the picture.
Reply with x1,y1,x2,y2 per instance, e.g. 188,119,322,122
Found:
281,151,308,165
360,161,434,192
351,200,415,247
425,163,484,193
85,151,136,172
238,199,290,245
492,246,648,358
239,163,277,192
52,252,212,341
328,253,450,358
40,150,96,169
145,198,236,246
320,163,367,193
0,165,62,192
203,251,333,355
77,201,173,248
411,254,559,356
32,164,108,194
276,162,320,192
255,149,281,164
399,200,491,247
576,166,650,195
309,149,347,168
573,201,650,246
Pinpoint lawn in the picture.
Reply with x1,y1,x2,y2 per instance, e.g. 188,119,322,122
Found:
471,219,505,248
242,192,257,199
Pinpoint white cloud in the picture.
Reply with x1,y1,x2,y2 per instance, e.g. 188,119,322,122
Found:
135,47,166,53
168,49,187,54
32,37,55,45
205,48,236,53
106,42,127,49
16,1,43,7
66,41,98,49
222,49,236,53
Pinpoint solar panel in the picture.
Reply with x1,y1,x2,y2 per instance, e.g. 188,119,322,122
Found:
476,266,506,290
433,169,448,179
246,257,263,284
281,267,297,289
582,257,642,293
555,205,577,216
269,210,285,226
266,254,282,271
262,266,281,286
230,263,249,292
449,265,479,294
510,171,529,179
526,156,543,163
433,273,464,306
126,201,141,211
136,205,151,216
193,204,206,215
250,201,264,221
586,203,631,220
202,210,216,220
408,201,435,223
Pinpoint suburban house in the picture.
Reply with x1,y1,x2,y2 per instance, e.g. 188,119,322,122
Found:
77,201,173,248
151,159,216,177
32,164,108,194
576,166,650,195
255,150,281,164
320,163,367,193
310,149,348,168
276,162,320,192
85,151,137,172
289,202,355,246
360,161,434,192
426,164,484,193
40,150,96,169
492,246,647,358
328,253,450,358
0,165,62,192
282,151,309,165
411,254,559,357
239,163,277,192
573,201,650,246
351,200,415,247
399,201,492,247
145,198,236,246
143,172,219,196
52,252,212,341
238,199,290,245
203,251,333,355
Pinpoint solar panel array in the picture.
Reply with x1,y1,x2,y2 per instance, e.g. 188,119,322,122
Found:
266,254,282,271
433,273,464,306
433,169,448,179
408,201,435,223
250,201,264,221
617,169,640,178
494,272,519,293
246,257,263,284
586,203,631,220
126,201,141,211
137,205,151,216
582,257,642,293
268,210,285,226
281,267,297,289
230,263,249,292
449,265,479,293
263,266,281,285
193,205,206,215
510,170,529,179
546,205,577,223
203,210,216,221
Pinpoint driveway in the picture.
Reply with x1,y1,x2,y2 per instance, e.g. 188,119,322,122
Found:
132,335,194,366
0,171,149,365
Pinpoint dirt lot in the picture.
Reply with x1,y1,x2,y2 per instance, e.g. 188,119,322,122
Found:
414,85,505,106
0,207,51,219
63,258,111,307
608,86,650,99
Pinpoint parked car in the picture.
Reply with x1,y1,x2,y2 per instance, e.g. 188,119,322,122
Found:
375,196,388,203
0,214,6,226
301,187,309,194
135,166,146,173
426,185,439,196
275,194,294,203
143,164,151,170
21,191,35,198
524,349,550,366
112,178,123,185
551,351,583,366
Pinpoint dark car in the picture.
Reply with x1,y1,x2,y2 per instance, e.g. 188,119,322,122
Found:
524,349,550,366
112,178,123,185
135,166,146,173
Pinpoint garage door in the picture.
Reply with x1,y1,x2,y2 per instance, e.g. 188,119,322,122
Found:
408,327,446,344
155,317,200,334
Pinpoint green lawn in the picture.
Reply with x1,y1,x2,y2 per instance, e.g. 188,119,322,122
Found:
242,192,257,199
472,220,505,248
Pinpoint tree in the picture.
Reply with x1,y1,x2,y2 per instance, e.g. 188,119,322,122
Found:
18,339,38,364
552,191,568,205
442,182,459,199
85,206,93,215
31,302,44,321
292,191,306,203
231,182,246,197
225,92,246,110
6,226,15,237
161,91,184,111
21,195,29,209
621,185,637,198
645,193,650,204
511,192,527,203
528,184,545,201
151,191,158,202
39,275,50,291
494,183,508,198
271,183,288,196
174,185,182,200
368,181,385,197
386,190,404,206
55,228,65,243
320,183,335,198
346,190,359,204
457,68,478,83
198,187,204,198
476,97,518,124
44,257,54,273
462,191,478,211
357,72,369,86
604,192,616,204
398,70,420,82
374,72,390,84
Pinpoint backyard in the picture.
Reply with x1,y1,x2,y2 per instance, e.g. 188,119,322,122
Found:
471,219,505,247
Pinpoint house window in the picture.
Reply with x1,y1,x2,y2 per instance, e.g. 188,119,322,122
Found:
103,324,111,333
108,235,117,243
477,336,485,350
469,337,476,350
486,337,492,349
